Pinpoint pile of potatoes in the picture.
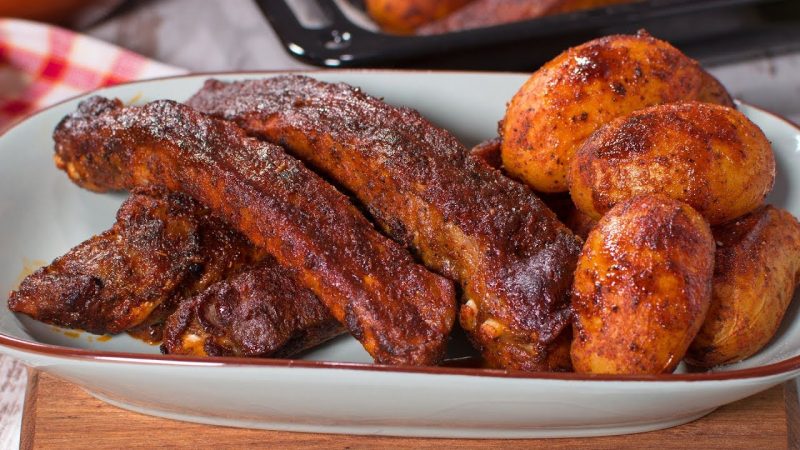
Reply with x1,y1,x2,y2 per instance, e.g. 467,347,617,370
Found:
494,30,800,374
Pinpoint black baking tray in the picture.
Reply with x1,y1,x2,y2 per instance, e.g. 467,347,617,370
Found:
256,0,800,70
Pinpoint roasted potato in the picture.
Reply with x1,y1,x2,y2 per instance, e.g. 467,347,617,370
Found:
366,0,473,34
687,206,800,367
500,30,733,193
569,102,775,225
571,194,715,374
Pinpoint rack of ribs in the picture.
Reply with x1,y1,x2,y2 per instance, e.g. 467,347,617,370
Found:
8,187,264,339
52,96,456,366
9,187,344,356
162,259,344,358
187,76,583,371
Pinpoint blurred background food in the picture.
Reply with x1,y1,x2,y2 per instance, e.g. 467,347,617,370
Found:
364,0,638,35
0,0,93,23
415,0,637,35
365,0,473,34
0,0,123,27
6,0,799,75
257,0,800,70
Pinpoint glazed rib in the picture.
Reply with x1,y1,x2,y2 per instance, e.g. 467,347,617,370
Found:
470,138,596,240
8,188,266,338
162,259,344,358
52,96,456,366
188,76,583,371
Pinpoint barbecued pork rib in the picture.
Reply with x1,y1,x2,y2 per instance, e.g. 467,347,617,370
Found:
52,96,456,366
162,259,344,358
8,188,266,337
187,76,583,371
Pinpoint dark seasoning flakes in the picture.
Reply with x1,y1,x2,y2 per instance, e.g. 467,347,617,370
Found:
51,95,457,366
187,75,583,371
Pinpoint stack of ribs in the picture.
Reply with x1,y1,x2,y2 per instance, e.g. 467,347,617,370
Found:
8,76,581,370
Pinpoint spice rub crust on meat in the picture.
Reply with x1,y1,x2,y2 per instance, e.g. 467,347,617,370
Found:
52,96,456,366
162,258,344,358
188,76,583,371
8,187,265,338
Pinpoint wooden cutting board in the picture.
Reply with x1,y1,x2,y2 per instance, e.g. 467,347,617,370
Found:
20,371,799,449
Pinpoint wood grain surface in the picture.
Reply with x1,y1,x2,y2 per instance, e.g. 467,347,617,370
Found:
0,356,26,449
20,371,798,450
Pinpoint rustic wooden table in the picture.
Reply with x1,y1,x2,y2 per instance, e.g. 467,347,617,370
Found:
20,372,800,449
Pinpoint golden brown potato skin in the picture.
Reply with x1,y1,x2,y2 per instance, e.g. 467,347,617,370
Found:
500,31,733,193
569,102,775,225
687,206,800,367
366,0,473,34
571,194,715,374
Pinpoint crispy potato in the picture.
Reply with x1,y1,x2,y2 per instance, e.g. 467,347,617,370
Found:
500,30,732,193
571,194,714,374
366,0,473,34
686,206,800,367
569,102,775,225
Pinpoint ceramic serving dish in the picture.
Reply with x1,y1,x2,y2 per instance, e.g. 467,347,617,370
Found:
1,71,799,438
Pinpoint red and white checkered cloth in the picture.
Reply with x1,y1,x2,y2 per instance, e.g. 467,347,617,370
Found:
0,18,185,132
0,19,185,449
